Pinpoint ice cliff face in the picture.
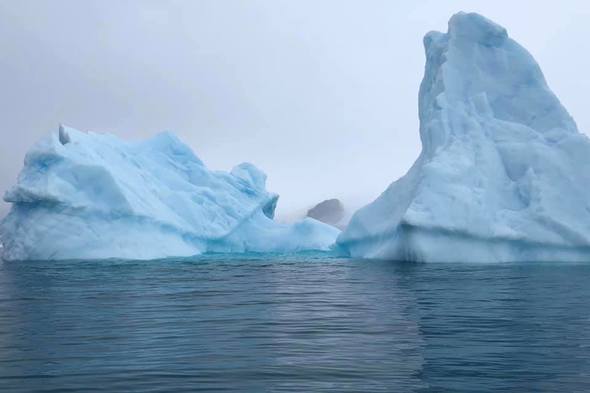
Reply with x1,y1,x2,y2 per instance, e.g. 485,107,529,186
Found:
0,126,339,260
338,12,590,262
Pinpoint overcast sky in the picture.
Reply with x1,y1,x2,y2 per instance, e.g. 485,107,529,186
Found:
1,0,590,219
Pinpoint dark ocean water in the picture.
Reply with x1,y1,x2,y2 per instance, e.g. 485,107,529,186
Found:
1,254,590,392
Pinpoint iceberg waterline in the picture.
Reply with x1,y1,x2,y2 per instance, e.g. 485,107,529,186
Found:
0,126,339,260
337,12,590,262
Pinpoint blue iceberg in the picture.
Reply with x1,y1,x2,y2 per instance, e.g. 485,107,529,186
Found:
337,12,590,262
1,127,339,260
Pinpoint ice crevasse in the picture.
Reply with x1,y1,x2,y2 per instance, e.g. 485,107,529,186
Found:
0,127,339,260
337,12,590,262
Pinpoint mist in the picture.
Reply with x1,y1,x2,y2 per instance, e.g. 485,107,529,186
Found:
2,0,590,219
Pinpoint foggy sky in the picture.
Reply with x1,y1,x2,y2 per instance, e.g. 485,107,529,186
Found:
1,0,590,219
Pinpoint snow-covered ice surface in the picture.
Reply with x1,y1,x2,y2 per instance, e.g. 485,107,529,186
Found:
338,12,590,262
0,127,339,261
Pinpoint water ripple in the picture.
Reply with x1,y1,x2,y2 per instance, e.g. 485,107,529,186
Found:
1,257,590,391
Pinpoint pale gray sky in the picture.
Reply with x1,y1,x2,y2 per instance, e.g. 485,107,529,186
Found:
1,0,590,219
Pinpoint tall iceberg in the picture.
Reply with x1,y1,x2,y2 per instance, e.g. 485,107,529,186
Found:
338,12,590,262
0,126,339,260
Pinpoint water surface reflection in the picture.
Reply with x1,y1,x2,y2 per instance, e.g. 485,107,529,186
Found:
0,257,589,391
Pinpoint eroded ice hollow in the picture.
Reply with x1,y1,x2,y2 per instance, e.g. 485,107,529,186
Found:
0,127,339,260
337,12,590,262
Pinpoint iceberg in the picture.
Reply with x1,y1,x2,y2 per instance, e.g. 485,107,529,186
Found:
0,126,339,260
306,198,346,229
337,12,590,262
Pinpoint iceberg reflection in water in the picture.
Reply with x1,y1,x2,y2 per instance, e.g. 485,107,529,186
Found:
1,255,590,391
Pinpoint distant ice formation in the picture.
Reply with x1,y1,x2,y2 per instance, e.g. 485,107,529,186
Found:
338,12,590,262
0,126,339,260
306,198,345,229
